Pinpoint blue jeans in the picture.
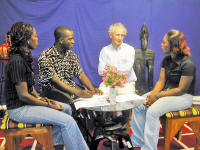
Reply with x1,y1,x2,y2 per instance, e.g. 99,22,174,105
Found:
7,101,89,150
130,94,193,150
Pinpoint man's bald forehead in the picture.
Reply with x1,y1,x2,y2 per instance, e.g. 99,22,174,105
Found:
54,26,73,41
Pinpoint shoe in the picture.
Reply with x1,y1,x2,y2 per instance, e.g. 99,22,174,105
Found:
103,140,111,147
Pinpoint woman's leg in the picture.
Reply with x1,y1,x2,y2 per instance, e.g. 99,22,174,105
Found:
51,102,72,147
130,104,147,147
8,103,89,150
141,94,193,150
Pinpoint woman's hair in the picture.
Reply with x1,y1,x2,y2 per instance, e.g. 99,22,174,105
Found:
7,22,34,64
167,29,191,56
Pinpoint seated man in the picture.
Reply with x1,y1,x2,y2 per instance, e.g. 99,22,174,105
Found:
38,26,101,104
98,23,137,95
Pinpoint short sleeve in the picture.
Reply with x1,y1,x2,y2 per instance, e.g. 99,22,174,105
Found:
161,56,168,68
71,53,83,77
181,58,196,76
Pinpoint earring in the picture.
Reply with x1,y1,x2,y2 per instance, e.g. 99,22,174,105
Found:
28,41,30,45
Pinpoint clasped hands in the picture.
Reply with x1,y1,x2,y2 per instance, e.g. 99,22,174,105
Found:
143,92,159,107
40,97,64,110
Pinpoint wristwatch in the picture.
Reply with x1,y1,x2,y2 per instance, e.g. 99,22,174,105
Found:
156,93,161,99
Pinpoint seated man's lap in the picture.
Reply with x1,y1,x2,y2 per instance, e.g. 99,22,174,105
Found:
41,88,73,104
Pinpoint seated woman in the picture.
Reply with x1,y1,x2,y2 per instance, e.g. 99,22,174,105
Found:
4,22,89,150
130,29,196,150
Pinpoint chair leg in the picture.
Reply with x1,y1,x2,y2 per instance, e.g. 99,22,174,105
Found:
175,127,183,141
189,122,200,150
164,119,185,150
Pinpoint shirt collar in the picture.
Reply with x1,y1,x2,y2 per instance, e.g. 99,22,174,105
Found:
52,45,71,58
111,43,123,51
171,55,185,65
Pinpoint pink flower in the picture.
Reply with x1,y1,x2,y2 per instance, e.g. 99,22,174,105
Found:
124,75,128,79
102,67,128,88
120,84,125,88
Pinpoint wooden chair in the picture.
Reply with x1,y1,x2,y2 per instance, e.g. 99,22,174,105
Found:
161,104,200,150
0,111,54,150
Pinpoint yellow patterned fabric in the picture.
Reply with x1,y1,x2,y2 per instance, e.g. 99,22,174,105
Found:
0,111,44,130
165,105,200,118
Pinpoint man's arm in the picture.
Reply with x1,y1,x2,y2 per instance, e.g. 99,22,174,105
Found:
78,72,103,95
98,49,107,76
50,76,93,98
32,86,40,98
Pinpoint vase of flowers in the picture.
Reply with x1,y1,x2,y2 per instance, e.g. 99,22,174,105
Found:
108,86,117,105
102,67,128,104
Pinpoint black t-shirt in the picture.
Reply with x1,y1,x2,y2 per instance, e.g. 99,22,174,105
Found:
161,55,196,94
5,54,35,109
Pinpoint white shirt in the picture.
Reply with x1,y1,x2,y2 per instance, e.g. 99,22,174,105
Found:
98,43,137,82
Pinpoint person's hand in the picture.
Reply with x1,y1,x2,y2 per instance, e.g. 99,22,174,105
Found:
143,93,158,107
41,97,64,110
91,88,103,95
77,89,93,98
106,65,117,70
49,103,64,110
143,96,151,107
43,97,56,105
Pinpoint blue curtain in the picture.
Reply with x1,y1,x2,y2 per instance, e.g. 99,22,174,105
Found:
0,0,200,95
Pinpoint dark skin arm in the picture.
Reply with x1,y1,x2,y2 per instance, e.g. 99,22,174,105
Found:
78,72,103,95
32,86,40,98
50,75,94,98
144,68,193,107
15,82,63,110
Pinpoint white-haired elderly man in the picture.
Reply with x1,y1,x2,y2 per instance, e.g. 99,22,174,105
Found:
98,22,137,95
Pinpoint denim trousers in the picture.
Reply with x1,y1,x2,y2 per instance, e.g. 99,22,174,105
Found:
7,101,89,150
130,93,193,150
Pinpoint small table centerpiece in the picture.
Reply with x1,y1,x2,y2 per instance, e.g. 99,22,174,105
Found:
102,67,128,104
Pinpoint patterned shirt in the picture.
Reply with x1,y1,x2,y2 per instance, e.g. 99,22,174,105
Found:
38,46,83,98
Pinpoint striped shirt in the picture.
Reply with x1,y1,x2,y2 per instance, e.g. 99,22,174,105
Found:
5,54,35,109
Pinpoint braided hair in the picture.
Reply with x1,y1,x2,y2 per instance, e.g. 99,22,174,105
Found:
7,22,34,65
